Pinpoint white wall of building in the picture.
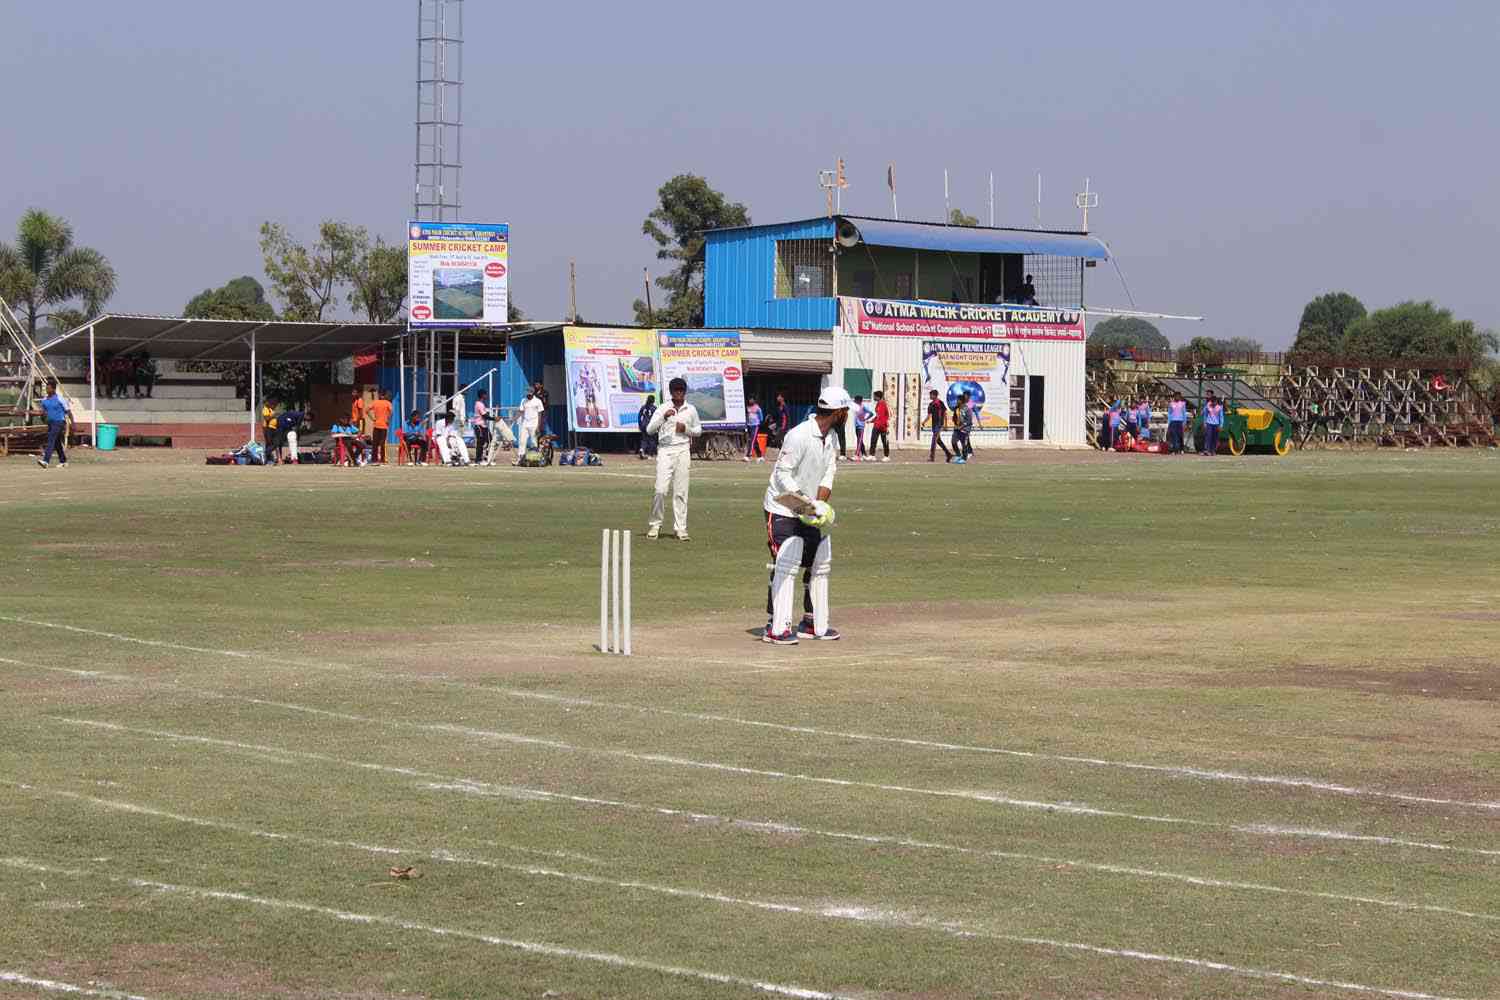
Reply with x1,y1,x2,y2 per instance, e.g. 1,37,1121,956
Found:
832,333,1086,447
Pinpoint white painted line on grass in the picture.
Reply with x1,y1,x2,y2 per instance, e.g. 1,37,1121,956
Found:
47,717,1500,865
8,615,1495,813
0,971,154,1000
0,856,1474,1000
0,858,852,1000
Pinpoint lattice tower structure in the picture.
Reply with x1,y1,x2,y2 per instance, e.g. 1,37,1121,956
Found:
414,0,463,222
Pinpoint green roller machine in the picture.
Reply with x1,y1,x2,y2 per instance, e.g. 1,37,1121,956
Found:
1158,368,1297,456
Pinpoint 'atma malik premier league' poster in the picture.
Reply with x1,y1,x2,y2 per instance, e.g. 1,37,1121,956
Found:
406,221,509,327
658,330,746,429
563,326,659,432
921,340,1011,431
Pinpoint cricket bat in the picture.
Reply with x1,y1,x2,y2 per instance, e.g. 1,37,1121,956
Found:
775,493,819,517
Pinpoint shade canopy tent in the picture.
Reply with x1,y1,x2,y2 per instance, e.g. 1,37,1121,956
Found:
40,314,406,448
838,216,1110,260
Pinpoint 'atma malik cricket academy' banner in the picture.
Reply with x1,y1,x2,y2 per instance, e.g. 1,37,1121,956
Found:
923,341,1012,432
658,330,746,430
563,327,660,433
407,221,509,327
840,296,1083,341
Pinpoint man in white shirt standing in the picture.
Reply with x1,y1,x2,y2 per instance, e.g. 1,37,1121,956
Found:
646,376,702,540
762,386,850,644
515,387,544,460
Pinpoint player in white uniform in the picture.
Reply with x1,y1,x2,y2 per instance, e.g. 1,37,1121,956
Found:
515,387,544,459
762,386,851,644
646,377,702,539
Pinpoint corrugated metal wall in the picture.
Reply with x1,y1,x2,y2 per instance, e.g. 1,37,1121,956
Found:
704,219,838,331
832,334,1086,447
376,331,566,429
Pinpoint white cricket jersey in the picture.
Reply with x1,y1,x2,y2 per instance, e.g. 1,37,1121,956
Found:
764,416,837,517
520,397,544,429
647,402,702,451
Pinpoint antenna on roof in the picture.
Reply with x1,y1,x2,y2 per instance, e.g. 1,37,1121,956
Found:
1075,177,1098,232
988,172,994,227
1035,172,1043,229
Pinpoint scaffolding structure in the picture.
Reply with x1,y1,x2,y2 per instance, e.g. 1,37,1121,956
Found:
0,294,78,454
407,0,465,421
1085,350,1497,450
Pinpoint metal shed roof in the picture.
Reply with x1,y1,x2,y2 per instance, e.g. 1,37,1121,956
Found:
840,217,1110,260
38,314,406,363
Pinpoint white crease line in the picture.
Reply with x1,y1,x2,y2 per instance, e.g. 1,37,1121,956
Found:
45,716,1500,869
0,859,848,1000
0,857,1472,1000
7,615,1493,813
0,971,154,1000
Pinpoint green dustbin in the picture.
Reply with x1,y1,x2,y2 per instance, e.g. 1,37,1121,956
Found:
96,424,118,451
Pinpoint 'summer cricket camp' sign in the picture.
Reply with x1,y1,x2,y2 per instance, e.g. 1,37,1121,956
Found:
658,330,746,429
839,296,1084,342
407,221,510,327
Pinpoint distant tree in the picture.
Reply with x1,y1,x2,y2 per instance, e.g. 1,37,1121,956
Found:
1177,334,1264,358
346,237,407,324
632,174,750,327
1087,316,1169,352
259,220,358,322
948,207,979,227
1293,292,1365,356
1341,300,1498,362
184,276,276,321
0,209,117,338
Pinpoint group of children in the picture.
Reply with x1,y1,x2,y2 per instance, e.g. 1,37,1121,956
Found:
739,391,898,464
98,351,158,399
1102,391,1226,455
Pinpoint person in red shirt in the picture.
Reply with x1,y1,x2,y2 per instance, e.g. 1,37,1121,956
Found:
870,390,892,462
367,390,395,464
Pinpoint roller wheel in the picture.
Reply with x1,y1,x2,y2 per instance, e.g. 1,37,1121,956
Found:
1225,431,1246,456
1273,429,1293,456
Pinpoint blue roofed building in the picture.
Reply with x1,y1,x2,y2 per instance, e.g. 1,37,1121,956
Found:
703,215,1108,448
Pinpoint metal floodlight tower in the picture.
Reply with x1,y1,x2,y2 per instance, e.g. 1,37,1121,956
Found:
414,0,463,222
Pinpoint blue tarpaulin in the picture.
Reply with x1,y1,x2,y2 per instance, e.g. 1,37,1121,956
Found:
842,216,1109,260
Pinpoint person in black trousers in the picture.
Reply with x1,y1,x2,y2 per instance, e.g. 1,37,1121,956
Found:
922,389,951,462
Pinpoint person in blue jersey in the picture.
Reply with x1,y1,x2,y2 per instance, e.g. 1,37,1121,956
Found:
36,379,71,469
1166,392,1189,454
1135,397,1153,441
1201,392,1224,455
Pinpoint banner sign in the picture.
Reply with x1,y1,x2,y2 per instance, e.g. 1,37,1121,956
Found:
407,221,510,327
563,326,659,432
840,296,1083,342
658,330,746,429
921,340,1011,431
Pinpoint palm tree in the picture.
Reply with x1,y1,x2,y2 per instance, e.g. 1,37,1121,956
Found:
0,209,118,338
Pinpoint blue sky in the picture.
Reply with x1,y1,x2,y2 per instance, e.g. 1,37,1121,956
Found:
6,0,1496,346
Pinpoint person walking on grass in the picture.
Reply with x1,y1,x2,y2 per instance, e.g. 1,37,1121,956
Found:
1167,392,1188,454
922,388,951,462
950,391,974,463
646,376,702,540
36,379,70,469
369,389,394,465
1201,392,1224,455
870,390,892,462
743,395,765,462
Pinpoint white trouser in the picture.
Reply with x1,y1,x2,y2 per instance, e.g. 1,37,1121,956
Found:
771,532,831,636
285,430,298,463
648,446,691,535
517,423,538,453
436,432,470,465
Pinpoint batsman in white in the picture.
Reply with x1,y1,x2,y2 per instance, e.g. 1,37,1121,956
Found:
762,386,850,644
646,376,702,540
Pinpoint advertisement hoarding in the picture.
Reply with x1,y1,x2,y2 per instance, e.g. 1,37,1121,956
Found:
921,340,1012,431
407,221,510,327
563,326,659,433
658,330,746,429
840,296,1083,342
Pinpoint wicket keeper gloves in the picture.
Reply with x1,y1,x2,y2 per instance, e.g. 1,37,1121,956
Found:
798,500,837,533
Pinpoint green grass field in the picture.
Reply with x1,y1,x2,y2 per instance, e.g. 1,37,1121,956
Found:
2,448,1498,1000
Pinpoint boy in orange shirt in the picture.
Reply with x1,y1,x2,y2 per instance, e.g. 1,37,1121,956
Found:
367,390,394,464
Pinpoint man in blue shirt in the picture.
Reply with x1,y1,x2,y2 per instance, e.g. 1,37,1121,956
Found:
37,380,71,468
1167,392,1188,454
1201,392,1223,456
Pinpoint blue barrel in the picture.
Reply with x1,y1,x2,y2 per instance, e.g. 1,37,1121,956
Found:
96,424,118,450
